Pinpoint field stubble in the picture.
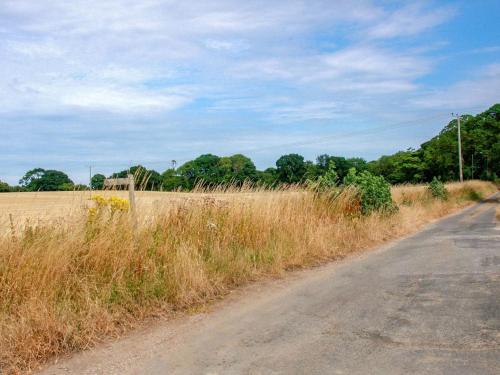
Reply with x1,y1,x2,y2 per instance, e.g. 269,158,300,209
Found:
0,180,496,372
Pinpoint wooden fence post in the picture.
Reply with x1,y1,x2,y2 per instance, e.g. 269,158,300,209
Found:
128,174,138,230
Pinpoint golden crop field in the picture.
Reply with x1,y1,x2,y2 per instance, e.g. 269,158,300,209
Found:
1,181,486,229
0,189,273,233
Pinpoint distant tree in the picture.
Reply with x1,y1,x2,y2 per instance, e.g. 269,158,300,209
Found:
91,174,106,190
218,154,257,184
304,160,321,181
19,168,73,191
276,154,307,183
316,155,367,181
368,150,424,184
161,168,184,191
256,167,278,187
416,104,499,181
0,180,10,192
177,154,222,189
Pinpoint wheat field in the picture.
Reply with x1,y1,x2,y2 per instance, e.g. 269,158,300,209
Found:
0,181,496,373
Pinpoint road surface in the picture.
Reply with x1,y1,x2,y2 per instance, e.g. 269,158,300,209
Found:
41,194,500,375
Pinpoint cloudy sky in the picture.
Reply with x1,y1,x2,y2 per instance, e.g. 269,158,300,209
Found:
1,0,499,184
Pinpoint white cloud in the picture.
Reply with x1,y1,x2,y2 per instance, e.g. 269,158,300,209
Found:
1,0,498,184
365,3,455,39
413,64,500,109
59,86,190,112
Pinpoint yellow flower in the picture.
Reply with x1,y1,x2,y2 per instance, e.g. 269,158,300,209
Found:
91,194,108,207
108,196,129,212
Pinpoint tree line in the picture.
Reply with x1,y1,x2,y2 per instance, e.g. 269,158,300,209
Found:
1,104,498,192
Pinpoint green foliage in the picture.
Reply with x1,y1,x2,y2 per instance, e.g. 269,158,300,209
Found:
428,177,448,200
0,180,11,192
276,153,306,183
307,161,338,190
91,174,105,190
343,168,395,214
316,154,367,181
111,165,161,190
256,168,278,187
368,149,424,184
369,104,500,183
19,168,73,191
218,154,257,184
161,169,184,191
176,154,222,189
465,189,482,201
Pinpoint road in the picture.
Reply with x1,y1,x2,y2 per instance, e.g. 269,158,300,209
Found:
41,194,500,375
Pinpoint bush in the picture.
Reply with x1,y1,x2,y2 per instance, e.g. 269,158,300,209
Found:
343,168,396,214
464,188,482,201
428,177,448,200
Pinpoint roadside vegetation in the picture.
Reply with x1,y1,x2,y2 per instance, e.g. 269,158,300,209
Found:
0,179,496,372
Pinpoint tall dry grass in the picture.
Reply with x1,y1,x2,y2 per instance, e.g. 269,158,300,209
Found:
0,180,496,373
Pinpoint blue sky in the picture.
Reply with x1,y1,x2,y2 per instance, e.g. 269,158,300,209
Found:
1,0,499,184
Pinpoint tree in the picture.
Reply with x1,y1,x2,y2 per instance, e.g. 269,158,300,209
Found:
368,150,424,184
276,154,306,183
19,168,73,191
316,154,366,181
218,154,257,184
161,168,184,191
256,167,278,187
0,180,10,192
91,174,106,190
177,154,222,189
366,104,499,183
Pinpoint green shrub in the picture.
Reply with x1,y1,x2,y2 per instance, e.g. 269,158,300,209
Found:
343,168,396,215
428,177,448,200
465,188,482,201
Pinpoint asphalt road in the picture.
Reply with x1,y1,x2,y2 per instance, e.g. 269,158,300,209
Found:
41,194,500,375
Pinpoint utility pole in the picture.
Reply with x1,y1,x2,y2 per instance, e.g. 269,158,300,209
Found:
453,113,464,183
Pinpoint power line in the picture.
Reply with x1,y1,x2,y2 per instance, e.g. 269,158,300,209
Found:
88,111,455,170
237,112,452,154
37,107,489,173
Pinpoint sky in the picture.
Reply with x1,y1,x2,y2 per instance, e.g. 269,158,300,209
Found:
1,0,499,185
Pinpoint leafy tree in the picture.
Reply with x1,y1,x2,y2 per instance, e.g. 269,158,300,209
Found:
304,160,321,181
91,174,106,190
177,154,222,189
368,149,424,184
218,154,257,184
420,104,500,181
316,155,367,181
276,153,307,183
0,180,10,192
19,168,73,191
161,168,184,191
367,104,499,183
256,167,278,187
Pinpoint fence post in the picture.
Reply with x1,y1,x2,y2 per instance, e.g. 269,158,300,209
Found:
128,174,138,230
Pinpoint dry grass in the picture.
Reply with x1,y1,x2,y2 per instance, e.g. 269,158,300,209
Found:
0,181,496,373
